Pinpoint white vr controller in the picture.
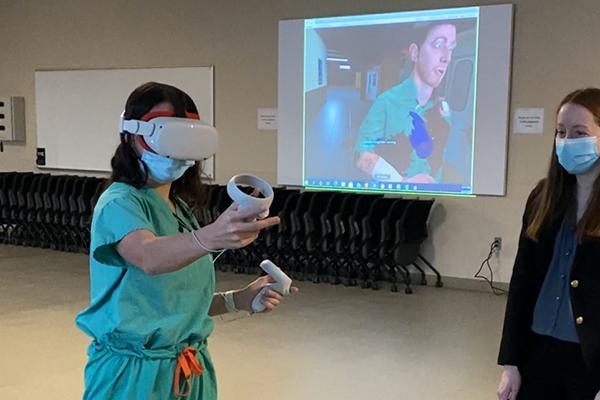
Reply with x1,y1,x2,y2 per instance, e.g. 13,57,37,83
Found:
227,174,274,219
251,260,292,313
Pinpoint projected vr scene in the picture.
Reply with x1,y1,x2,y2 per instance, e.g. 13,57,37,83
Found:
303,9,478,195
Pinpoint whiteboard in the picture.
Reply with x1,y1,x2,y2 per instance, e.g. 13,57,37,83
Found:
35,66,215,179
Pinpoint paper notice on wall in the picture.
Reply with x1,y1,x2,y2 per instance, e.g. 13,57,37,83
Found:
258,108,278,130
513,108,544,134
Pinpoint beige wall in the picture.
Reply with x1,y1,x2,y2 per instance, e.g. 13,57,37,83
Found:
1,0,598,282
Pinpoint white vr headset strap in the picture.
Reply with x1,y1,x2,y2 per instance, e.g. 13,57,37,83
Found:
119,114,156,137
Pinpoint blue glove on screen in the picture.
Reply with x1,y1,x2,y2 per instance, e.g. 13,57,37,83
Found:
409,111,433,159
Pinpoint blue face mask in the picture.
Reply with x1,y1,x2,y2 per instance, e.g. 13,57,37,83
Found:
140,150,194,183
555,137,600,174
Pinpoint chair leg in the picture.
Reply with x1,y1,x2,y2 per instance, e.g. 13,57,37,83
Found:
316,254,329,283
411,262,428,286
358,260,371,289
328,255,341,285
340,257,356,287
369,262,382,291
386,263,400,293
417,254,443,288
398,264,413,294
310,254,322,284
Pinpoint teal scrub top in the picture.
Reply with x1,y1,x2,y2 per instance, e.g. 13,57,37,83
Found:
355,78,438,179
76,182,217,399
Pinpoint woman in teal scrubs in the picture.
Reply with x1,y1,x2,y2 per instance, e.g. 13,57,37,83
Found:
76,82,295,399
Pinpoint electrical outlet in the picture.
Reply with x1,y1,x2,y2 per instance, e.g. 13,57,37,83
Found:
492,237,502,254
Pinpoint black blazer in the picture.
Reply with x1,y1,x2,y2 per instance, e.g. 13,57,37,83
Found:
498,182,600,375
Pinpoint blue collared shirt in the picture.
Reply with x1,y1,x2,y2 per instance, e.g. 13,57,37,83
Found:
531,214,579,343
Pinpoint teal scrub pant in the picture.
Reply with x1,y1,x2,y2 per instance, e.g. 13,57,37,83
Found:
83,340,217,400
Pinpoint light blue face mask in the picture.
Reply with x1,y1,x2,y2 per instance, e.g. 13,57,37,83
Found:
140,150,195,184
555,137,600,174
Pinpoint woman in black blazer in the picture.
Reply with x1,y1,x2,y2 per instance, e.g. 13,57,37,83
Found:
497,88,600,400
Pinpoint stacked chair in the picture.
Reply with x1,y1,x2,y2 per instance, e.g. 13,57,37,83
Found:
0,171,105,253
1,171,442,293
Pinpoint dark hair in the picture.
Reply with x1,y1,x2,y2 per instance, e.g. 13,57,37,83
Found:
526,88,600,240
106,81,207,213
411,20,457,48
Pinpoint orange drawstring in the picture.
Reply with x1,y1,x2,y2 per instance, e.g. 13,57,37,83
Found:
173,347,204,397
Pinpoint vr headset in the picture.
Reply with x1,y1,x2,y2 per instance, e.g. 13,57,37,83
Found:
119,112,218,160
